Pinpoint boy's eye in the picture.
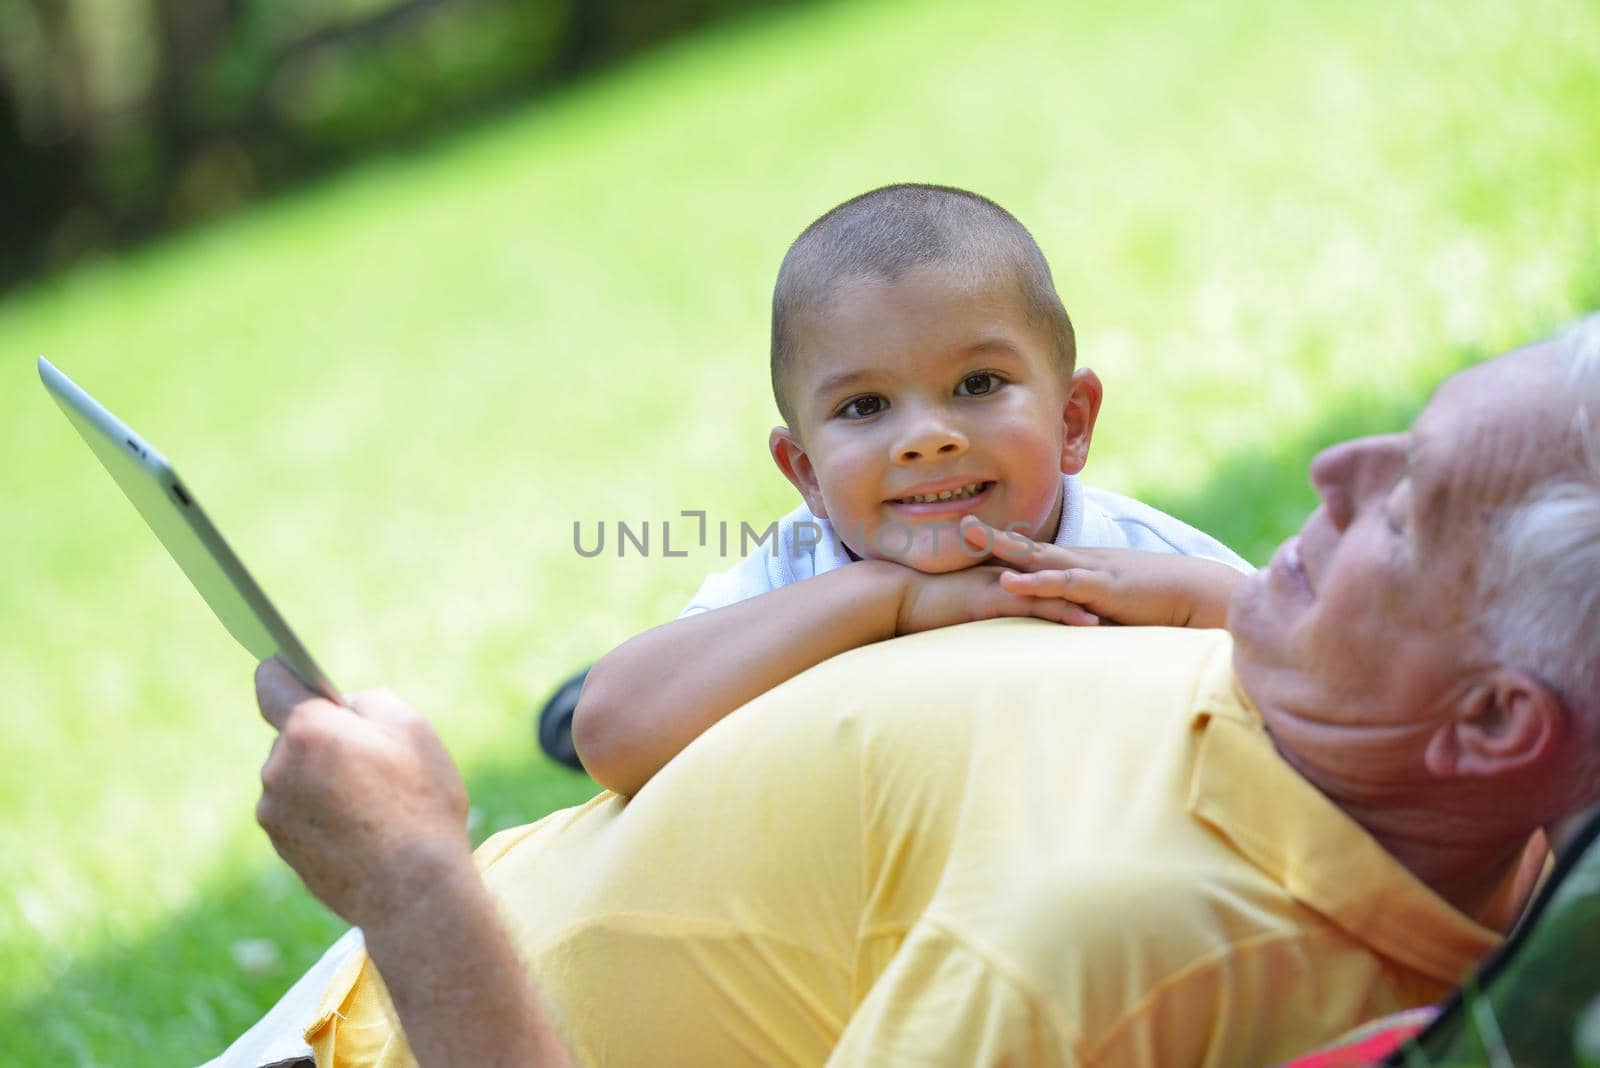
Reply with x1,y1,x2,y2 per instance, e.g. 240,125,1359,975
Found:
957,372,1004,397
840,395,886,419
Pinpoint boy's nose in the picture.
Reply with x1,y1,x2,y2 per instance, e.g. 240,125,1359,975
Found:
893,419,969,464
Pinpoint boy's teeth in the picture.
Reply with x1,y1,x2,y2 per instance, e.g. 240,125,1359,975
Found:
898,481,986,503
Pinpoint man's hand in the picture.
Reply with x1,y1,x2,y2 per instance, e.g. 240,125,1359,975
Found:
254,657,473,929
255,659,572,1065
960,517,1243,629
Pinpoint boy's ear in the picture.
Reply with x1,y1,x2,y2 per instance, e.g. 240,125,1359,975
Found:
1059,368,1104,475
770,426,829,518
1423,670,1568,780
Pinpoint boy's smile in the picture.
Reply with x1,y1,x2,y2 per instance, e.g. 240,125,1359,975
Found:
770,263,1100,573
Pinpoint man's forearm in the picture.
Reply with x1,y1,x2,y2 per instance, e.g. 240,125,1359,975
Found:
361,844,570,1068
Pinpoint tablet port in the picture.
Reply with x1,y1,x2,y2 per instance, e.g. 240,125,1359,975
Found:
172,481,192,507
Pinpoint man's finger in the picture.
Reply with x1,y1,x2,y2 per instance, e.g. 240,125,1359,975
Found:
256,656,329,732
344,687,422,729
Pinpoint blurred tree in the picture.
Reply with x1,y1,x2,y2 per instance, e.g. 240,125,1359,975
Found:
0,0,803,294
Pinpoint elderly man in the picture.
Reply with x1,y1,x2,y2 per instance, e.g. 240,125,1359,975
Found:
253,320,1600,1066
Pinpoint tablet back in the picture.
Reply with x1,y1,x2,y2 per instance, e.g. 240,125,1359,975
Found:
38,357,341,702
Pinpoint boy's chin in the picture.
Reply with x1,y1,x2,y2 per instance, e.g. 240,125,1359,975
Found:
905,553,990,574
874,542,992,575
844,518,1002,573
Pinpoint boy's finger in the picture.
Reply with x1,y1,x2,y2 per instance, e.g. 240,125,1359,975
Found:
985,531,1055,570
999,569,1051,591
988,586,1098,627
961,517,1077,572
1000,569,1097,600
1033,597,1099,627
960,516,1000,548
960,516,1033,551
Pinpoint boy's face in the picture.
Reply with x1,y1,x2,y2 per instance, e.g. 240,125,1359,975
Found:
770,264,1100,573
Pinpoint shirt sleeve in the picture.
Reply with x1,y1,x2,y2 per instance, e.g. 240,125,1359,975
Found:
678,504,845,616
677,541,781,616
1077,487,1254,573
827,921,1072,1068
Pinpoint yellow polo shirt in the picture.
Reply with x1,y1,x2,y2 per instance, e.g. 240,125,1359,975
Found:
308,622,1508,1067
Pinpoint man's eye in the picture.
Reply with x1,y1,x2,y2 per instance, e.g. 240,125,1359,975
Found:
957,373,1003,397
1384,500,1408,535
841,395,885,419
1384,485,1411,534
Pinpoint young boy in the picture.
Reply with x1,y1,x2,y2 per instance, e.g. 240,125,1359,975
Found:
571,184,1248,797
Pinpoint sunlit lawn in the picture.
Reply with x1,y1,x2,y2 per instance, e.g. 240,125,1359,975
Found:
1,0,1597,1062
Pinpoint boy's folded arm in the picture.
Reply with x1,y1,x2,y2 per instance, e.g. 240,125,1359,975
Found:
975,524,1246,629
572,561,913,797
999,553,1243,628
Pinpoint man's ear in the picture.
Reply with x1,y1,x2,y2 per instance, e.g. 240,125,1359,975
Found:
770,426,828,518
1059,368,1104,476
1424,670,1568,779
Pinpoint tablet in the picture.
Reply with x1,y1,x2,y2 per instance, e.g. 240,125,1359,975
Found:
38,357,344,704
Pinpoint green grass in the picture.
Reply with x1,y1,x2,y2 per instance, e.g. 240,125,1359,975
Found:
1,0,1598,1061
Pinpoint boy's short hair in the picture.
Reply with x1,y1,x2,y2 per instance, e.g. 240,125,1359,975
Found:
770,183,1077,427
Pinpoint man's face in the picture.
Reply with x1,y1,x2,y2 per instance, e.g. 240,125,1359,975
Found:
771,264,1095,573
1230,343,1571,780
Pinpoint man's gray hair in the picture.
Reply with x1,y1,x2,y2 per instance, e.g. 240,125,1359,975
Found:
1478,314,1600,743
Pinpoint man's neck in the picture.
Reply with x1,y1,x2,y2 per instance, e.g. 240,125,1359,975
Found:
1261,714,1538,924
1340,803,1539,925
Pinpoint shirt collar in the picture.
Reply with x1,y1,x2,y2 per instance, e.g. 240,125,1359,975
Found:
1185,653,1502,984
1052,474,1085,548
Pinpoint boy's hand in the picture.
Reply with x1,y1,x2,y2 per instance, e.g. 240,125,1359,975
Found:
895,563,1100,634
959,518,1243,628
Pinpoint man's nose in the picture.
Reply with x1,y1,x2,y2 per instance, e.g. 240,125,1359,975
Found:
892,409,968,464
1309,434,1404,529
1309,445,1356,528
